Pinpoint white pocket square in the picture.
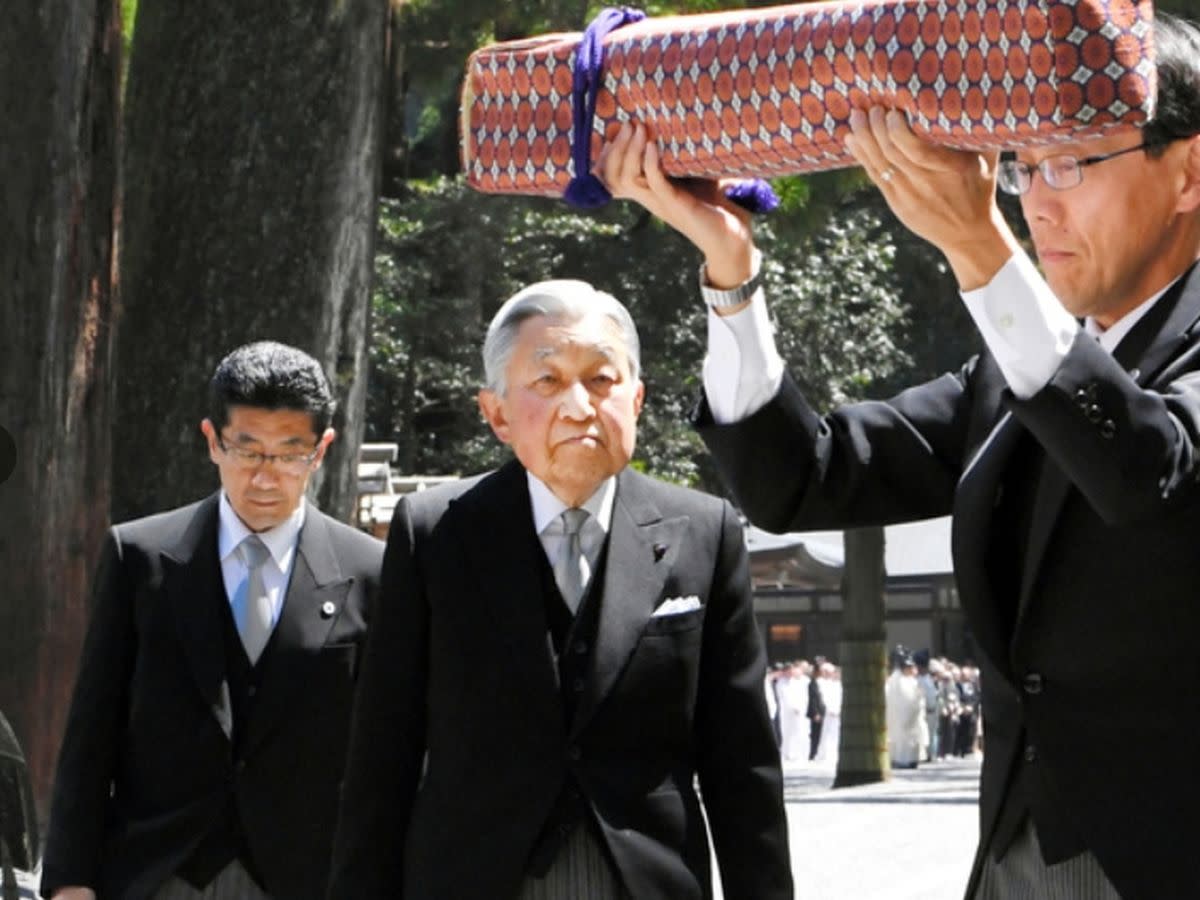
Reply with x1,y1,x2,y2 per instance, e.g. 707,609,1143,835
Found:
652,595,702,616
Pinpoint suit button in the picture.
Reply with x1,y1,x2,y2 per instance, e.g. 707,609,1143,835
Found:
235,759,247,773
573,640,588,655
1086,404,1103,423
1023,744,1037,763
1022,674,1043,695
1100,419,1116,439
572,677,585,693
567,745,582,762
247,685,257,698
1074,388,1090,407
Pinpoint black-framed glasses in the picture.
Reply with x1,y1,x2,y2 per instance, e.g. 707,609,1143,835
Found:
217,434,321,476
997,141,1162,196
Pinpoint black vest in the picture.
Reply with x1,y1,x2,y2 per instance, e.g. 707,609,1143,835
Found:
175,597,272,889
525,530,613,876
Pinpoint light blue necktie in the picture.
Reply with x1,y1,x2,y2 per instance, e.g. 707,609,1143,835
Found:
235,535,273,664
553,508,590,613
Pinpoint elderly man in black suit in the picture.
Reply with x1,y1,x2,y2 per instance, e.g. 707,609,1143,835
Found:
41,342,383,900
603,11,1200,900
328,281,792,899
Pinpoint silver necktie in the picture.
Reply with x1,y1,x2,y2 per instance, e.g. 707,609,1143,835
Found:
236,535,274,664
553,508,590,613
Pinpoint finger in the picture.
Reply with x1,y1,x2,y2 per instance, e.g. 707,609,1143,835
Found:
845,108,894,186
618,121,650,189
885,108,958,173
595,123,623,186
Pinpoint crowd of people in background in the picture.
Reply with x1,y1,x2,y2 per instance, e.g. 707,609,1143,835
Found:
765,647,982,769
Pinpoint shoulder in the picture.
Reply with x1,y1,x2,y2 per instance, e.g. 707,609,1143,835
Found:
312,509,386,564
111,495,215,552
623,467,733,521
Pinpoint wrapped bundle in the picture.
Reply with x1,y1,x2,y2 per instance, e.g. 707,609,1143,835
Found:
460,0,1155,198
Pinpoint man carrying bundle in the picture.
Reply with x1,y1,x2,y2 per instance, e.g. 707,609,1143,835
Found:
603,11,1200,899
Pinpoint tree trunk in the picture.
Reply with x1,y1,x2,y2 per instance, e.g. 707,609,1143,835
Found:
114,0,389,524
0,0,120,813
833,525,890,787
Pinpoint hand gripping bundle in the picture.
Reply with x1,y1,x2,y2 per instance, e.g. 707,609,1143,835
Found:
459,0,1156,204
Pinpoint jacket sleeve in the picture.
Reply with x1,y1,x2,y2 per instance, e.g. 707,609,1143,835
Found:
1008,330,1200,524
696,363,977,534
693,500,794,900
40,531,135,897
327,497,429,900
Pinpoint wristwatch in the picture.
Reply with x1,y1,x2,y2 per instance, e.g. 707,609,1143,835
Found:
699,249,763,309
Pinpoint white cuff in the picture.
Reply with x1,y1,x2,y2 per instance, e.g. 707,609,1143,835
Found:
703,287,785,424
960,251,1079,399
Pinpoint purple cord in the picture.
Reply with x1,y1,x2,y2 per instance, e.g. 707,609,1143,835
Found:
563,7,647,208
561,5,778,216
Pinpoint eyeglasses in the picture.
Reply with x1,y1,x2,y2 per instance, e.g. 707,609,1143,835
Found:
217,435,320,476
997,141,1160,196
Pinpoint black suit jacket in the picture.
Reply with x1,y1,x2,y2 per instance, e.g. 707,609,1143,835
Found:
41,494,383,900
698,262,1200,900
328,462,792,900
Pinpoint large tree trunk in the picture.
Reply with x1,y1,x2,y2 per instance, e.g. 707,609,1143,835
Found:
834,525,890,787
114,0,389,524
0,0,120,813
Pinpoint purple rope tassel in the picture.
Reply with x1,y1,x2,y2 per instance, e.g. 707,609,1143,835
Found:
563,7,646,208
724,178,781,214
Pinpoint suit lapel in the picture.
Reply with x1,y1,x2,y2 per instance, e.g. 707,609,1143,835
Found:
572,469,685,737
453,461,563,708
161,494,230,736
242,503,350,755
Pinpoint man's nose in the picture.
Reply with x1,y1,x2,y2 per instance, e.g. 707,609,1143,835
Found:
559,381,595,419
1020,174,1062,226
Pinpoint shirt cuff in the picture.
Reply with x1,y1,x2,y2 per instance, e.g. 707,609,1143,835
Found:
703,286,785,424
960,250,1079,399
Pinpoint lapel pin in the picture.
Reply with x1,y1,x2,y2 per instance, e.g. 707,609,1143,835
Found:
653,543,668,562
320,601,337,618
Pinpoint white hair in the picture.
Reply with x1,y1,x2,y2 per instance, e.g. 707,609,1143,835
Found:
482,279,641,394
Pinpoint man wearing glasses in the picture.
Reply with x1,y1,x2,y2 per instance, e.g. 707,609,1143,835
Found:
603,10,1200,899
41,342,383,900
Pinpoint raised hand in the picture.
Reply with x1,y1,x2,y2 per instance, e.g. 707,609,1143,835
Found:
844,106,1019,290
596,121,757,289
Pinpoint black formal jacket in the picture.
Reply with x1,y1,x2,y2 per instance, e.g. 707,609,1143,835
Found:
41,494,383,900
328,462,792,900
698,262,1200,900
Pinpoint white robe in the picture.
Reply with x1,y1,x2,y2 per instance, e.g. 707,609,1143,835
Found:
777,675,811,761
885,670,926,767
814,679,842,762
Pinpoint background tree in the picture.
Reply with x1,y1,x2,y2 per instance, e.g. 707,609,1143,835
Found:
0,0,120,811
112,0,390,524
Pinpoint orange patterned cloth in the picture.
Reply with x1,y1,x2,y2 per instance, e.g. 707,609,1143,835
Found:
460,0,1155,197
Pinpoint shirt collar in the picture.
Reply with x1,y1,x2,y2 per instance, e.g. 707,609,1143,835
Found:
1084,276,1180,352
217,492,306,569
526,472,616,536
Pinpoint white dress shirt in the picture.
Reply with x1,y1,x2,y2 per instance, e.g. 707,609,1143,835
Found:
527,473,615,584
702,248,1173,421
217,493,304,629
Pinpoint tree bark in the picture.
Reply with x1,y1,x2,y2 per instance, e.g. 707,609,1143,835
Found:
114,0,389,524
0,0,120,813
833,525,891,788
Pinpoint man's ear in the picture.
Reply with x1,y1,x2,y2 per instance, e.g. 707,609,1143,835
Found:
633,379,646,418
312,428,336,467
477,389,512,445
1177,135,1200,215
200,419,221,465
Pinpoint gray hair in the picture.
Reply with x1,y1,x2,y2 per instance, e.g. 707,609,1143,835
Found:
482,279,641,394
